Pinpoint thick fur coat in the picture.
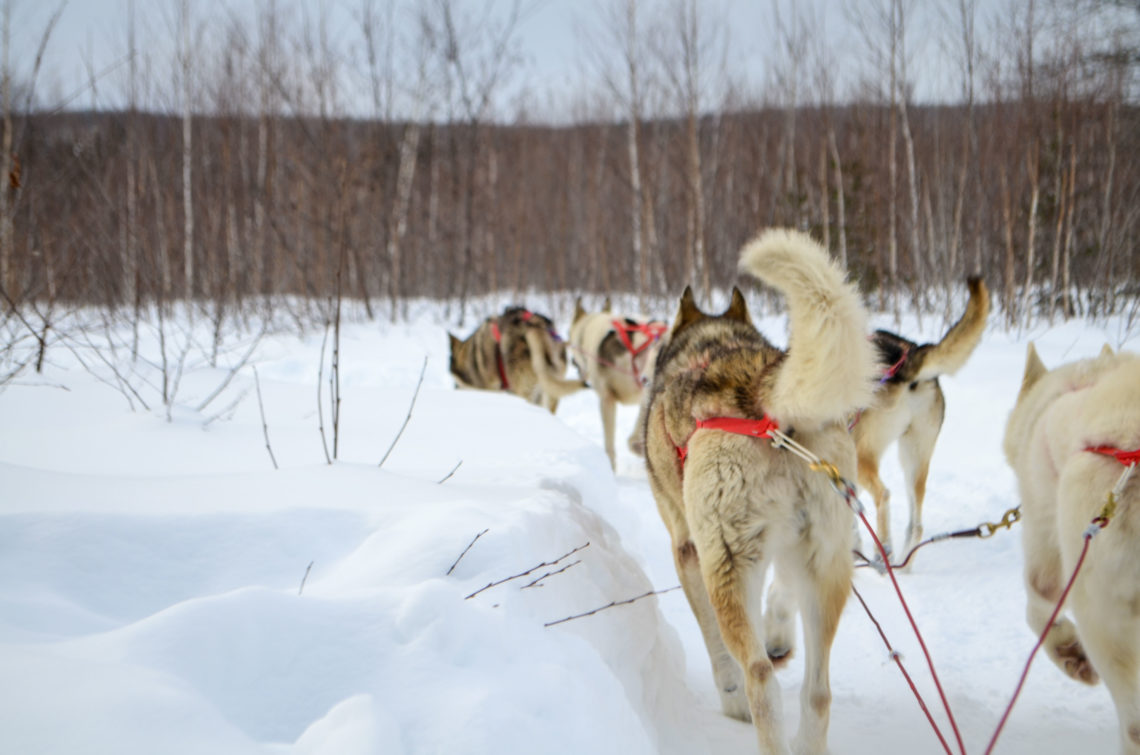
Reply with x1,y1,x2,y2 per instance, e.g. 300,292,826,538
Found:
643,228,878,754
1004,344,1140,754
448,306,586,413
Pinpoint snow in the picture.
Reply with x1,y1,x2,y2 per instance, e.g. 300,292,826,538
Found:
1,300,1136,754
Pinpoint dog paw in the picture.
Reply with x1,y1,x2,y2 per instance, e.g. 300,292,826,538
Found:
766,644,794,668
719,686,752,723
1057,639,1099,685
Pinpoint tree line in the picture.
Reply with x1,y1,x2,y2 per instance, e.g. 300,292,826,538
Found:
3,0,1139,331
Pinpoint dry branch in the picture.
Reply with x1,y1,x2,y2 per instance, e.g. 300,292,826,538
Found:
544,585,681,627
446,527,489,576
520,559,581,590
465,542,590,600
379,355,428,468
253,365,278,470
437,460,462,484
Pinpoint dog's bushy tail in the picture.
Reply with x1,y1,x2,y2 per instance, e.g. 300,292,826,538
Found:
912,277,990,381
523,330,588,399
738,228,878,426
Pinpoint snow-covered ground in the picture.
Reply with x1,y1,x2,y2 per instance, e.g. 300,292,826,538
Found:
2,297,1136,754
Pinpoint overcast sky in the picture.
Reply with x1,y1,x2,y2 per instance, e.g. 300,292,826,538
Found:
10,0,1074,120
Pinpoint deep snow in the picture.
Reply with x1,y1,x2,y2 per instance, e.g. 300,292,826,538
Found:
1,297,1137,754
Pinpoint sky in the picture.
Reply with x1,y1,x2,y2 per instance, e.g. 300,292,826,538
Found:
1,291,1138,754
13,0,982,119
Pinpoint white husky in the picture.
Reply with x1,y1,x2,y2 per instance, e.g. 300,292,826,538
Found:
1003,343,1140,754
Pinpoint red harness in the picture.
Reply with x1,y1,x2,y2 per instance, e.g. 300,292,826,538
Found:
675,414,780,464
612,319,668,385
880,347,910,383
1086,445,1140,467
490,321,510,389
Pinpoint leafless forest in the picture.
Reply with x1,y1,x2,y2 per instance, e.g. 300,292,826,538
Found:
3,0,1139,338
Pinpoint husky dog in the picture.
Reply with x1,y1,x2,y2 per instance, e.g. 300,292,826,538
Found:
447,306,587,413
568,297,667,469
643,228,878,754
854,277,990,560
1004,344,1140,755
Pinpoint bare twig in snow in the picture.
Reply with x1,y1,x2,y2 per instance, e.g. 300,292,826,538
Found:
465,542,590,600
379,355,428,468
253,366,278,470
521,559,581,589
298,560,314,595
195,324,267,411
544,585,682,627
437,460,462,484
446,527,489,576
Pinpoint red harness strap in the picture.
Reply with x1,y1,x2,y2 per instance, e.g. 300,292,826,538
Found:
612,319,668,385
880,347,909,383
1086,445,1140,467
675,415,780,464
491,321,510,390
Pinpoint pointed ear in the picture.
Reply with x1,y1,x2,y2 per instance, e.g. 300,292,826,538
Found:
448,332,463,353
1100,343,1115,359
1018,342,1047,398
602,296,612,313
573,297,586,324
673,285,701,331
724,286,751,325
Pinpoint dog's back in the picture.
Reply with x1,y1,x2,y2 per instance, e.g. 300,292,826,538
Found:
1004,346,1140,754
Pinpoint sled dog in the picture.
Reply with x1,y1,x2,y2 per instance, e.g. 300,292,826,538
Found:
568,297,667,469
1004,344,1140,755
643,228,878,754
854,277,990,560
448,306,586,413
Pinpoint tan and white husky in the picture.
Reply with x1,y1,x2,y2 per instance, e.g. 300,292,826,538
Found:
642,228,878,754
854,277,990,560
568,298,667,469
1004,344,1140,754
447,306,586,413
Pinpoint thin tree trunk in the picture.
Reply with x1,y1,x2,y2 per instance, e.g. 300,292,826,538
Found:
181,0,194,301
829,128,847,270
1022,142,1040,320
388,122,421,322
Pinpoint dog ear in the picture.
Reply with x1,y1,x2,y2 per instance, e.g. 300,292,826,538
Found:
673,285,702,330
448,332,464,354
1099,343,1115,359
724,286,752,325
1018,342,1047,398
573,297,586,324
602,296,612,313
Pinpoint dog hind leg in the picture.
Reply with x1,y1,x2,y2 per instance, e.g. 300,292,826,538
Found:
789,552,849,755
1070,589,1140,753
897,417,939,562
671,537,750,722
763,573,796,665
600,392,618,470
695,535,789,753
1023,520,1099,684
857,450,892,558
